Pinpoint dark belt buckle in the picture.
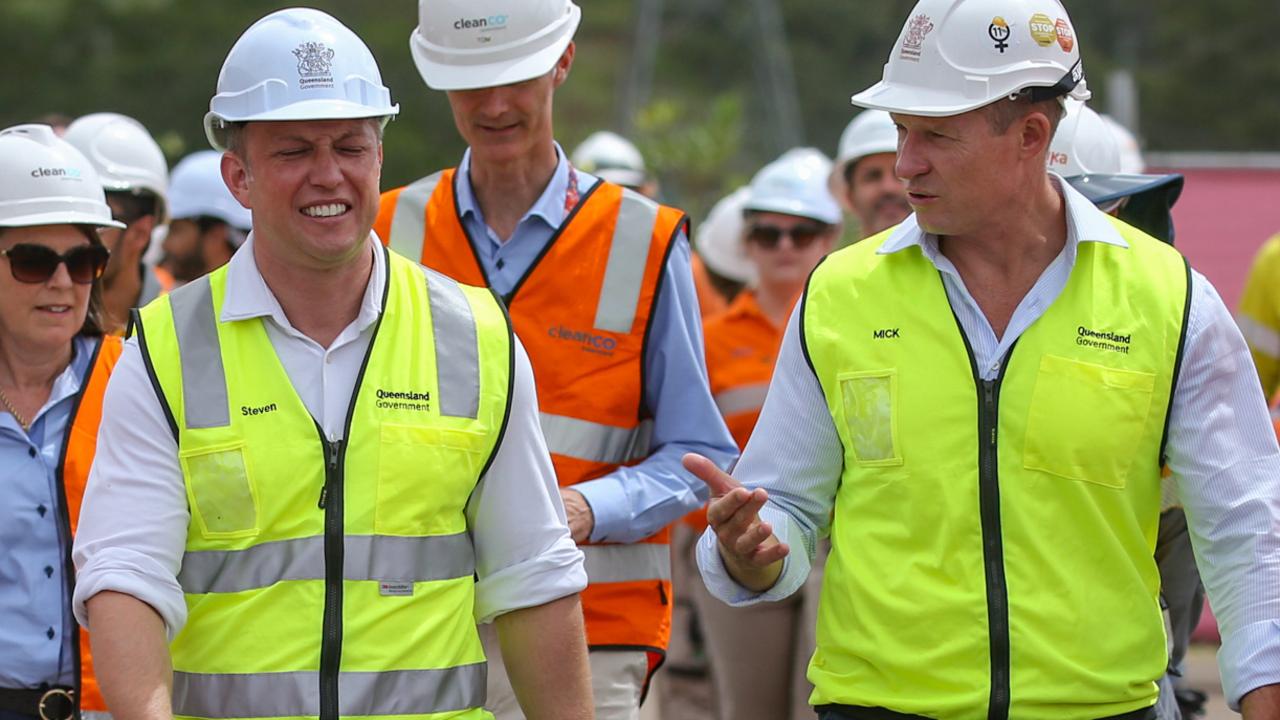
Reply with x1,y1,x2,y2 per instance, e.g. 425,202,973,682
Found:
38,688,74,720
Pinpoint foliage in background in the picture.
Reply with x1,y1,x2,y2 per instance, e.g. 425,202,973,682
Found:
3,0,1276,216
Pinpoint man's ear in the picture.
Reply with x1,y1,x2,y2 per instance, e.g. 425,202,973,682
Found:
1020,110,1055,161
552,42,575,88
221,151,252,210
125,215,156,254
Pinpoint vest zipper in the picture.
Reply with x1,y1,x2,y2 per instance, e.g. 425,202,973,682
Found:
977,369,1012,720
317,430,345,720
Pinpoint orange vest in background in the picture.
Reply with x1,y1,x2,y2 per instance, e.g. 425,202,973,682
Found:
60,334,123,712
375,169,688,656
691,253,728,318
684,291,786,533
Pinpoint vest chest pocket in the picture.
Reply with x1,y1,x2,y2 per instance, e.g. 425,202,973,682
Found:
376,423,487,536
838,370,903,467
180,443,259,539
1023,355,1157,488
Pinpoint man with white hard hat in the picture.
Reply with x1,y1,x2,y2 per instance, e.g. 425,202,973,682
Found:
687,1,1280,718
829,109,911,238
73,8,592,720
162,150,253,281
374,2,737,717
64,112,171,332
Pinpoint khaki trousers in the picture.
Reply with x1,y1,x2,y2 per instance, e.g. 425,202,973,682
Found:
480,623,648,720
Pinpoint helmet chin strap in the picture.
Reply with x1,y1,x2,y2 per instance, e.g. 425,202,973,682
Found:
1024,59,1085,104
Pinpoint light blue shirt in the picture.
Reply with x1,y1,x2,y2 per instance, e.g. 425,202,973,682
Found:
0,334,96,689
455,145,738,543
698,180,1280,709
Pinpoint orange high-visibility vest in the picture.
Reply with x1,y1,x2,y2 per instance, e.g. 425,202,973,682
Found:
60,334,123,712
691,253,728,319
704,290,787,450
375,169,688,655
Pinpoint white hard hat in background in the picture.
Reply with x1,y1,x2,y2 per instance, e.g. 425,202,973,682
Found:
696,186,755,285
0,124,126,230
411,0,581,91
852,0,1089,117
1100,114,1145,174
829,110,899,206
1048,99,1120,177
168,151,253,235
743,148,842,226
64,112,170,225
205,8,399,151
571,131,646,189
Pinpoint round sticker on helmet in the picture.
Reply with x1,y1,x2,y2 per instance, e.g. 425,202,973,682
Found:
1028,13,1057,47
1055,18,1074,52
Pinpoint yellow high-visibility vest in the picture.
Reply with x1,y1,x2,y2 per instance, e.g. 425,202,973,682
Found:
136,247,511,720
802,219,1190,719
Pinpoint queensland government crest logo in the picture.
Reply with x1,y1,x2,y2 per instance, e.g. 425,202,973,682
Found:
293,41,335,89
899,14,934,62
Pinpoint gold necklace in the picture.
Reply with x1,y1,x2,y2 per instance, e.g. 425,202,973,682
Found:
0,384,30,431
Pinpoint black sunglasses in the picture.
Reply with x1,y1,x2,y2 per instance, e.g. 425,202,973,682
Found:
0,243,110,285
746,222,829,250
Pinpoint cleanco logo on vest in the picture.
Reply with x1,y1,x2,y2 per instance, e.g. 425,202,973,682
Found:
548,325,617,357
376,388,432,412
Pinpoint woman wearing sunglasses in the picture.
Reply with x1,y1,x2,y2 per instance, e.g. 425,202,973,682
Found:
0,124,125,720
692,150,841,720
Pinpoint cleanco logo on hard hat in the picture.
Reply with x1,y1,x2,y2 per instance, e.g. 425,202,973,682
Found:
293,42,336,89
31,166,83,180
454,15,509,31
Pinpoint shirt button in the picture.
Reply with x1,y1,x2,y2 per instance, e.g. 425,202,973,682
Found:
496,258,505,270
46,627,55,640
37,505,47,517
28,447,36,458
45,566,54,577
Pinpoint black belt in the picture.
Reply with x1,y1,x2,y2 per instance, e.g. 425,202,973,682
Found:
817,704,1157,720
0,687,76,720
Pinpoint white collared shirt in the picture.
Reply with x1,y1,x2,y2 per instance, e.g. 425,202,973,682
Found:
697,180,1280,708
73,235,587,634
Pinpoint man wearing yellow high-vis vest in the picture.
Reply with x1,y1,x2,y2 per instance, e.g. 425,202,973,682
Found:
688,1,1280,719
70,9,593,720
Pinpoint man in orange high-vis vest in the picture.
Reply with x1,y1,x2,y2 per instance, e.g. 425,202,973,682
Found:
376,2,737,719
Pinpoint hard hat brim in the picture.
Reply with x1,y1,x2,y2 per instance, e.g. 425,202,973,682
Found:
742,197,842,226
0,211,126,230
851,81,992,118
409,8,580,91
1066,173,1184,207
594,168,647,190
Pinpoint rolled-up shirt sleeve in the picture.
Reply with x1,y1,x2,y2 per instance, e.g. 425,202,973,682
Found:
470,338,587,623
73,338,191,640
574,235,740,544
1167,273,1280,710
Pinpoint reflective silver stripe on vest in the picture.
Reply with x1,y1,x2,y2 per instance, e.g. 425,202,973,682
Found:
388,172,444,261
594,190,660,334
173,664,486,719
419,266,481,419
714,382,770,417
581,543,671,585
169,275,229,430
177,534,475,595
539,413,652,465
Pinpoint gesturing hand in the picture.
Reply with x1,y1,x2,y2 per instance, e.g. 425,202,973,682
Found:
682,453,788,593
560,488,594,544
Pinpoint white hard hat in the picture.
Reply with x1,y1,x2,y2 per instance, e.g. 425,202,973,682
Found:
168,151,253,233
0,124,125,230
743,149,842,226
852,0,1090,117
696,187,755,285
1048,99,1120,178
571,131,646,189
1100,114,1145,174
410,0,582,91
205,8,399,151
829,110,899,205
64,112,170,225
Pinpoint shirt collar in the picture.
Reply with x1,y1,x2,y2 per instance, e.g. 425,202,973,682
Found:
220,232,385,337
878,173,1130,259
454,142,582,236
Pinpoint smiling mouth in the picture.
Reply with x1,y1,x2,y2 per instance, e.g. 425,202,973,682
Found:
37,305,72,314
301,203,351,219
